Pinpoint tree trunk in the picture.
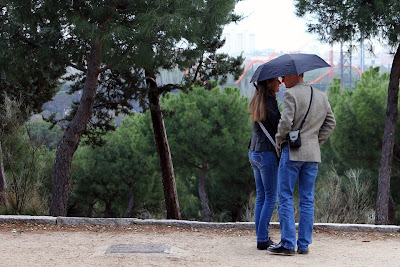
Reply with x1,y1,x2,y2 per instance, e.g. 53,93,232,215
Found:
124,183,135,218
388,194,396,225
0,141,9,207
198,161,211,222
146,69,181,220
232,203,243,222
87,202,94,217
103,201,112,218
375,43,400,225
50,39,102,216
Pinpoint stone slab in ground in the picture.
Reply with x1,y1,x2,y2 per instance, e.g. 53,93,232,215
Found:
106,243,173,254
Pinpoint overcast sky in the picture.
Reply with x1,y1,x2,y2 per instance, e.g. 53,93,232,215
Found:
223,0,330,53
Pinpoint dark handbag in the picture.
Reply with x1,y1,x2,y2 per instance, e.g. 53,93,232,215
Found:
288,87,313,149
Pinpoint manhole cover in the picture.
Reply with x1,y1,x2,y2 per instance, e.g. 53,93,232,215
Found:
106,244,173,254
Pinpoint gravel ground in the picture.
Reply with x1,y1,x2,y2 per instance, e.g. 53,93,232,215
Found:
0,222,399,267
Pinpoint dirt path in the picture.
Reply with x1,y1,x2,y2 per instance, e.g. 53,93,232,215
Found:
0,223,399,267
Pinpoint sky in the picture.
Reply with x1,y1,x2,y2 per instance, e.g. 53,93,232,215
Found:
223,0,331,54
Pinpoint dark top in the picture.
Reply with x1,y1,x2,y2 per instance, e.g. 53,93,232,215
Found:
248,96,281,152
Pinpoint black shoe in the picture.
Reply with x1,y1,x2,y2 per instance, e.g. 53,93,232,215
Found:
297,248,309,254
267,243,295,256
257,238,277,250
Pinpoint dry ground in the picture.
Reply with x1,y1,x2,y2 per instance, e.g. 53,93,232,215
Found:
0,222,399,267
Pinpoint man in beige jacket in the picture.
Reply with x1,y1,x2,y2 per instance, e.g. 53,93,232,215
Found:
268,73,336,256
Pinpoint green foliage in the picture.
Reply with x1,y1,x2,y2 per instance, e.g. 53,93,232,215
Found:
319,68,400,218
0,95,53,215
324,68,396,175
0,95,27,135
25,121,63,151
70,113,163,218
295,0,400,46
1,0,243,142
295,1,400,224
162,86,253,221
174,173,201,220
1,126,54,215
0,1,63,114
2,0,246,218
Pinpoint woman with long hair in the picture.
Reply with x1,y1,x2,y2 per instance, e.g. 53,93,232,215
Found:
248,77,281,250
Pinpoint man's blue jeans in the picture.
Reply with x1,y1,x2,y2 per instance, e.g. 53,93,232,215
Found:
278,146,318,251
249,150,278,242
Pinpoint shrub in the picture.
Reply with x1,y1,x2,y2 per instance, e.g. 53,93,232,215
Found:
315,168,374,223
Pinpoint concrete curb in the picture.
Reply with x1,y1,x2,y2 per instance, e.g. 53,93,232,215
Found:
0,215,399,233
313,223,400,233
0,215,57,225
56,217,256,229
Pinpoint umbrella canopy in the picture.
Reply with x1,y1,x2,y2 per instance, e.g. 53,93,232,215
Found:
250,53,330,83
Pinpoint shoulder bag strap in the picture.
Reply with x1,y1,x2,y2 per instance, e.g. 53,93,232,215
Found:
298,86,313,130
257,122,277,148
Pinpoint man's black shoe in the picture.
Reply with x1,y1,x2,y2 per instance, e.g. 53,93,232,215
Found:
257,238,277,250
297,248,309,254
267,243,295,256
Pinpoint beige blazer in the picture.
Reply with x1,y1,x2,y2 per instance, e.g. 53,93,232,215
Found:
275,82,336,162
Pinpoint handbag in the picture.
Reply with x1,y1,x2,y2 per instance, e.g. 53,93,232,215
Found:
288,86,313,149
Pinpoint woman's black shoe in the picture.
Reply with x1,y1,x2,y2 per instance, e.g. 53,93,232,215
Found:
267,243,295,255
297,248,309,254
257,238,276,250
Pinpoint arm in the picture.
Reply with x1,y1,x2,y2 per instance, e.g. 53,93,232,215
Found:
318,95,336,145
275,91,296,148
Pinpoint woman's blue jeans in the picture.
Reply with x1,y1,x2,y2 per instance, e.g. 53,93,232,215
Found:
248,150,278,242
277,146,318,251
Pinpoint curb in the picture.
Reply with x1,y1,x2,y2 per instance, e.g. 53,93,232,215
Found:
0,215,399,233
0,215,57,225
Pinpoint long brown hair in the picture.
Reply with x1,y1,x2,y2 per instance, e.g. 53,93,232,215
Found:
248,79,276,122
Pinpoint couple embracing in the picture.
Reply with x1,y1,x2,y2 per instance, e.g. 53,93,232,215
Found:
248,54,336,255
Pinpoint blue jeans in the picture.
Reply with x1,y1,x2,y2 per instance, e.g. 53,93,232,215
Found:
278,146,318,251
248,150,278,242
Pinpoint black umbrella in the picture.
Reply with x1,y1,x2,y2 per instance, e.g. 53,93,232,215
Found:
250,53,330,83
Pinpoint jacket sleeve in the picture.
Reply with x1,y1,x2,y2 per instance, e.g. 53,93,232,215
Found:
275,91,295,148
318,95,336,145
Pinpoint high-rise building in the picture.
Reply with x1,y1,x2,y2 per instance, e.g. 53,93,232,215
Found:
218,30,256,56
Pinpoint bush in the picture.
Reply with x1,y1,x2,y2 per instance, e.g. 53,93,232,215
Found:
315,168,374,223
2,127,54,215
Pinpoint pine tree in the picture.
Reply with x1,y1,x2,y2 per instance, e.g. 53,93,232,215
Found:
162,87,252,221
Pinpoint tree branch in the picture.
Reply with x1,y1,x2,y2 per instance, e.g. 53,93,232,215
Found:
183,158,201,170
191,55,204,84
159,83,184,94
67,62,87,72
144,76,157,83
92,102,121,109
